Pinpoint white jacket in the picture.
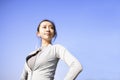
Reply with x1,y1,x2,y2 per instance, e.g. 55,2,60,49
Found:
20,44,82,80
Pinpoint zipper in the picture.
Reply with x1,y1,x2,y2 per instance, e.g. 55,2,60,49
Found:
30,48,42,80
30,71,33,80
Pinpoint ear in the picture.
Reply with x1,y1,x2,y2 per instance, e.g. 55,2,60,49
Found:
36,32,41,37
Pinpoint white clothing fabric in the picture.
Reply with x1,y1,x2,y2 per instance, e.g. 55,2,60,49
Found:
20,44,82,80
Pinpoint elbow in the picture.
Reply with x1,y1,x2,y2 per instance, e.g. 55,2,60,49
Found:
77,62,83,73
80,66,83,72
72,60,83,73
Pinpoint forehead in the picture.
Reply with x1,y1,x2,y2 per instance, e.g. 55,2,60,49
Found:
40,21,53,26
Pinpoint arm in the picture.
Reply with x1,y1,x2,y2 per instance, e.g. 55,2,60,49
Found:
56,45,83,80
20,49,40,80
20,64,28,80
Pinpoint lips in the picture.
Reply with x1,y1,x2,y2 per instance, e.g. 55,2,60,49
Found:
45,32,50,35
44,33,51,36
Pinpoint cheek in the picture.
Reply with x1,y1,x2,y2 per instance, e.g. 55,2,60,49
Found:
37,29,44,36
39,27,44,33
39,29,45,34
51,30,55,36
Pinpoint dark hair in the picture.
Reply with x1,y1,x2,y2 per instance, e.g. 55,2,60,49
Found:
37,19,57,40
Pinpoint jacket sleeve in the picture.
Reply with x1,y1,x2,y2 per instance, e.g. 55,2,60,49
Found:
20,63,28,80
56,44,83,80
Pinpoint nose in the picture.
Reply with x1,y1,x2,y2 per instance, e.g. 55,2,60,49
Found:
46,27,50,32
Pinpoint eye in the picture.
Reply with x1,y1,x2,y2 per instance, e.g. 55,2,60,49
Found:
51,27,54,29
42,26,46,29
49,26,54,29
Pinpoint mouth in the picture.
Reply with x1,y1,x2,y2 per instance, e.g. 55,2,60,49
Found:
45,32,50,35
44,33,51,36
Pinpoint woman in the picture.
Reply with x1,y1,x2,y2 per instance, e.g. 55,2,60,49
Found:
20,19,83,80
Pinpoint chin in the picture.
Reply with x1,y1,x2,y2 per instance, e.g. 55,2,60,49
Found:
44,38,52,41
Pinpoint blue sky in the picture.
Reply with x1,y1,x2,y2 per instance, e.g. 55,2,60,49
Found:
0,0,120,80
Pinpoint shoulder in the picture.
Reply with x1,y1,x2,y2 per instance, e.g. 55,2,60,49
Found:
51,44,67,52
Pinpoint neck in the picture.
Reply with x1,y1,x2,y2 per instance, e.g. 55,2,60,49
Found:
41,39,51,47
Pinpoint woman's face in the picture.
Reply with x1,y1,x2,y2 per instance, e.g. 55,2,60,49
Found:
37,21,55,42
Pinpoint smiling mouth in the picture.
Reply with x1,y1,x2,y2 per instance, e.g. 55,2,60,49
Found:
45,33,50,35
44,33,51,36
